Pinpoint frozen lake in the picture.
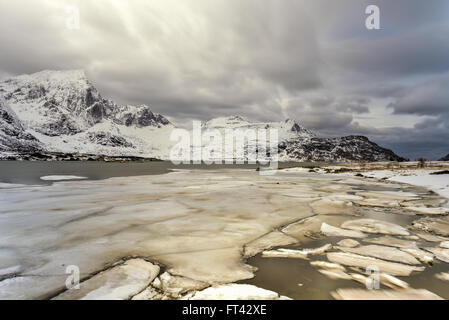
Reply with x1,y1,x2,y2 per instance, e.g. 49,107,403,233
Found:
0,162,448,300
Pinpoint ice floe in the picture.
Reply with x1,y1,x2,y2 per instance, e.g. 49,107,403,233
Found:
189,284,291,300
331,288,443,300
364,235,417,248
320,223,367,238
243,231,298,258
335,245,420,265
440,241,449,249
341,219,410,236
435,272,449,282
326,252,425,276
423,247,449,263
411,216,449,237
40,175,87,181
262,244,332,259
53,259,160,300
336,239,360,248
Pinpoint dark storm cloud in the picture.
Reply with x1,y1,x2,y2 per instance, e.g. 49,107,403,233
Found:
327,24,449,80
0,0,448,159
388,73,449,116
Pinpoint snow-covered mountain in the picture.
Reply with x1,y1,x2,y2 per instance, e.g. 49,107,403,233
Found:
440,154,449,161
0,70,173,158
0,69,405,162
200,116,404,162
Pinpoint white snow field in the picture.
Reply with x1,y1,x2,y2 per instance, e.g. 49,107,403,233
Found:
362,169,449,200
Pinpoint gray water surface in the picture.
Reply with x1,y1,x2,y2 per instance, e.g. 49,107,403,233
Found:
0,160,324,185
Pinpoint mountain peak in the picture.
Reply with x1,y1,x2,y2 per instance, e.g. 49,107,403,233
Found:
7,69,88,83
227,115,247,122
203,115,251,128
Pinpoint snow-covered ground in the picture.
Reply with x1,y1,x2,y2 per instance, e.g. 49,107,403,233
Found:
362,169,449,200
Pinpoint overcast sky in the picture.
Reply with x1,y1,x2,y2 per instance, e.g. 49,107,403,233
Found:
0,0,448,159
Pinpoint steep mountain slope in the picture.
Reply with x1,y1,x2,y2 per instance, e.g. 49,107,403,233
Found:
0,69,406,162
0,97,42,154
439,154,449,161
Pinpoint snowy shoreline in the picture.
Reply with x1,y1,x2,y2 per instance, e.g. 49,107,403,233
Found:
362,169,449,200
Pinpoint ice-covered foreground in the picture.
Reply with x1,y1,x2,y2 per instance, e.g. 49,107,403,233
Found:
361,169,449,200
0,168,447,299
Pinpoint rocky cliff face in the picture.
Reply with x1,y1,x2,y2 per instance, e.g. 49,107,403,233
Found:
0,70,173,158
0,69,406,162
279,135,405,162
0,98,41,154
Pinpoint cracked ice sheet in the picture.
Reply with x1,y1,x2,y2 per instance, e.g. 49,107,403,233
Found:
1,168,442,299
0,169,325,299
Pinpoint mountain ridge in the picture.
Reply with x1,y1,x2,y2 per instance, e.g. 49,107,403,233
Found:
0,69,406,162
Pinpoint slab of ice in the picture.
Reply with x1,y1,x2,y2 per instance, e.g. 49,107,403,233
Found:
440,241,449,249
243,231,298,258
407,206,449,215
341,219,410,236
40,175,87,181
53,259,160,300
331,288,443,300
310,261,346,272
411,216,449,237
337,239,360,248
415,232,449,242
423,247,449,263
189,284,291,300
320,223,367,238
327,252,425,276
435,272,449,282
364,236,417,248
282,215,350,241
400,248,434,264
335,245,421,265
262,244,332,259
310,199,356,215
348,271,410,290
318,269,351,280
379,273,410,289
150,272,207,299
